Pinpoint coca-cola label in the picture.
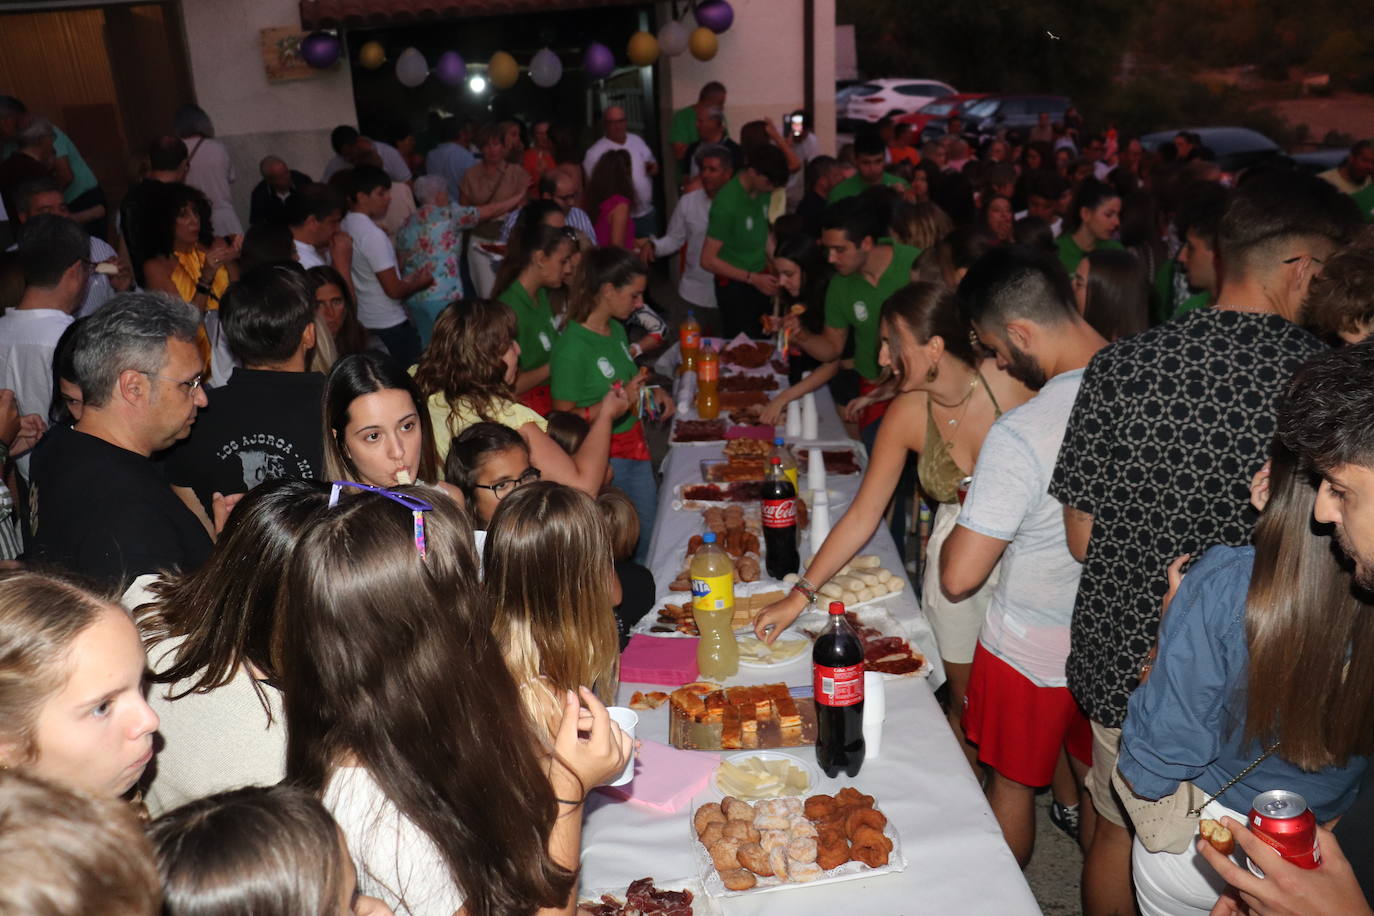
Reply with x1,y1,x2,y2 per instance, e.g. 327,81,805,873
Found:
814,663,864,706
762,498,796,528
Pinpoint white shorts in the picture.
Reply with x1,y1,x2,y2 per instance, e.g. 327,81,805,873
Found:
921,500,999,665
1132,799,1246,916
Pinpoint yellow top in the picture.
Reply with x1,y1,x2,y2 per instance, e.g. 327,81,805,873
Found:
426,393,547,460
170,248,230,309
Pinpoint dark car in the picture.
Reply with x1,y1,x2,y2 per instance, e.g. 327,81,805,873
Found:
1291,148,1348,175
1140,127,1291,175
961,94,1071,138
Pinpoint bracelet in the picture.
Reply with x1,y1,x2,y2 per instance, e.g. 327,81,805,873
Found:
195,283,213,296
791,578,818,605
583,407,592,421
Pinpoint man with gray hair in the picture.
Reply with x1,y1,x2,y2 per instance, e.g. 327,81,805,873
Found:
498,169,595,243
686,107,741,175
27,292,212,591
248,154,312,227
0,96,105,238
639,143,735,332
0,116,55,218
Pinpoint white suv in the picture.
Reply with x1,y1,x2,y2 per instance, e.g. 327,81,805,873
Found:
842,78,957,124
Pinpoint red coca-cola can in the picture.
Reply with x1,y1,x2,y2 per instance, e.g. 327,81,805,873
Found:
1248,789,1321,870
956,476,973,504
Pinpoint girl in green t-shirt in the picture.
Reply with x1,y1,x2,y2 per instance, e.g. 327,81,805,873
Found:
1057,178,1123,276
494,217,577,415
551,247,673,561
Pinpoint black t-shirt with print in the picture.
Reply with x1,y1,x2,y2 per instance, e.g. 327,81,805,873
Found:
1049,309,1325,728
164,368,326,514
27,423,213,593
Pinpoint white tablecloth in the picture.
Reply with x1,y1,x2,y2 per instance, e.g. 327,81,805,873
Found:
577,365,1039,913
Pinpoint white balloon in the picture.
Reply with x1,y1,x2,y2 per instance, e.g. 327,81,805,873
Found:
529,47,562,88
396,47,429,88
658,20,688,57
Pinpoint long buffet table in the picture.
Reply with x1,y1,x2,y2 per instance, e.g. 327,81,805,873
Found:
577,344,1039,913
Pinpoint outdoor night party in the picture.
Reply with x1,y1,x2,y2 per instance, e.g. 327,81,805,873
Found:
0,0,1373,912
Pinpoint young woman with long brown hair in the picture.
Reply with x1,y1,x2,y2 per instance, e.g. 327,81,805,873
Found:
414,299,624,496
756,282,1031,769
483,481,621,732
322,353,443,490
1118,441,1374,916
281,486,630,916
493,221,578,415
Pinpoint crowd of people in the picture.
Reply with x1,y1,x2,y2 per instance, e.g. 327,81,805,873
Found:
0,74,1373,915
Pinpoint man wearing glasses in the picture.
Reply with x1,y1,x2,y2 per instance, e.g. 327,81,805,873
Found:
27,291,212,593
582,106,659,237
498,170,595,244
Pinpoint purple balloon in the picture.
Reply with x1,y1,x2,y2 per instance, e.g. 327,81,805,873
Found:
696,0,734,33
436,51,466,86
584,42,615,80
300,31,342,69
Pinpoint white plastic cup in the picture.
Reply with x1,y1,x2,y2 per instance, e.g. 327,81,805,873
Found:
801,392,819,440
809,487,831,551
807,446,826,493
785,400,803,437
862,671,887,760
606,706,639,786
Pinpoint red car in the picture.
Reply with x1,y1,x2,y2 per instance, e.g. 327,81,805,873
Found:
894,93,988,134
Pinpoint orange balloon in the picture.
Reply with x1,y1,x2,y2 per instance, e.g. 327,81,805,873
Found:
488,50,519,90
627,31,660,67
688,27,718,61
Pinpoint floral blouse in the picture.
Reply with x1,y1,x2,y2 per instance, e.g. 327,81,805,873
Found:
395,203,481,306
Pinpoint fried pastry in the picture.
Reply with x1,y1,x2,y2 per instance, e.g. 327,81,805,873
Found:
694,802,726,835
699,822,725,848
722,796,754,822
845,807,887,838
736,841,774,876
788,861,824,882
815,834,851,870
718,868,757,891
803,794,837,820
707,837,741,870
785,836,818,864
723,820,761,844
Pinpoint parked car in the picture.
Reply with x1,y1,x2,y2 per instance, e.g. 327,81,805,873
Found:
841,78,957,127
1290,148,1348,175
894,93,988,139
961,94,1071,138
1140,127,1289,175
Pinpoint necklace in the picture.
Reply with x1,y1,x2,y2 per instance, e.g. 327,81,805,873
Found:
930,372,980,429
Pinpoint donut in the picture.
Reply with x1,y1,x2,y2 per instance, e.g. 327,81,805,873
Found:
789,861,824,882
844,807,887,838
787,815,818,837
708,837,741,870
737,841,774,876
815,835,851,870
803,794,837,820
719,868,758,891
833,787,874,809
785,836,818,864
723,820,761,844
694,803,726,836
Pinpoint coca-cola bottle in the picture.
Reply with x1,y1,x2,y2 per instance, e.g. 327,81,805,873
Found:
813,601,866,777
762,456,799,579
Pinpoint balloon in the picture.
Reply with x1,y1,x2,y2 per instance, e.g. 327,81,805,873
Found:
300,32,341,69
436,51,466,86
658,21,688,57
627,31,659,67
529,48,562,88
583,42,615,80
688,27,718,61
488,50,519,90
358,41,386,70
696,0,734,33
395,47,428,88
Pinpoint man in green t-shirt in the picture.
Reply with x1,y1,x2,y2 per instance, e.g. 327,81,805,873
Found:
828,132,908,203
670,81,727,171
1169,186,1228,318
700,144,789,340
788,196,920,424
0,96,105,239
1352,181,1374,224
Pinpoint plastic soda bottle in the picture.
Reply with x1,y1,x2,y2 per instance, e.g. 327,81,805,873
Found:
813,601,866,777
696,346,720,419
772,437,799,493
680,311,701,374
690,532,738,680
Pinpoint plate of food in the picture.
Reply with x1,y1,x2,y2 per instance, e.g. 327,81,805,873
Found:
796,604,930,678
734,632,810,668
689,788,906,898
577,876,717,915
711,751,818,800
671,419,728,445
796,448,864,477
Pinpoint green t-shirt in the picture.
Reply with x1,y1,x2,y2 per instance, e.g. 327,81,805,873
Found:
497,282,559,371
550,320,639,434
1352,182,1374,224
824,243,921,380
1056,233,1124,276
5,128,98,202
670,106,699,146
1175,290,1211,316
706,174,770,273
827,172,908,203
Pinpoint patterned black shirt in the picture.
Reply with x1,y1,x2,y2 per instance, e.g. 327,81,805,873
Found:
1049,309,1325,727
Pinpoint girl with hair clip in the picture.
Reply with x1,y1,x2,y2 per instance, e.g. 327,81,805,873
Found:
759,233,839,426
416,299,625,497
1118,441,1374,916
136,479,331,815
756,282,1032,773
551,246,673,562
150,784,392,916
483,481,622,728
0,570,160,799
1073,248,1152,342
282,485,631,916
322,353,456,497
0,770,161,916
493,221,578,415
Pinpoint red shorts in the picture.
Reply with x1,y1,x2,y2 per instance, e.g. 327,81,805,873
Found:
519,383,552,417
962,642,1093,787
857,378,891,430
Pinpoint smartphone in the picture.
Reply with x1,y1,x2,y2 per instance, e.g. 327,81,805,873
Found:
789,113,805,139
